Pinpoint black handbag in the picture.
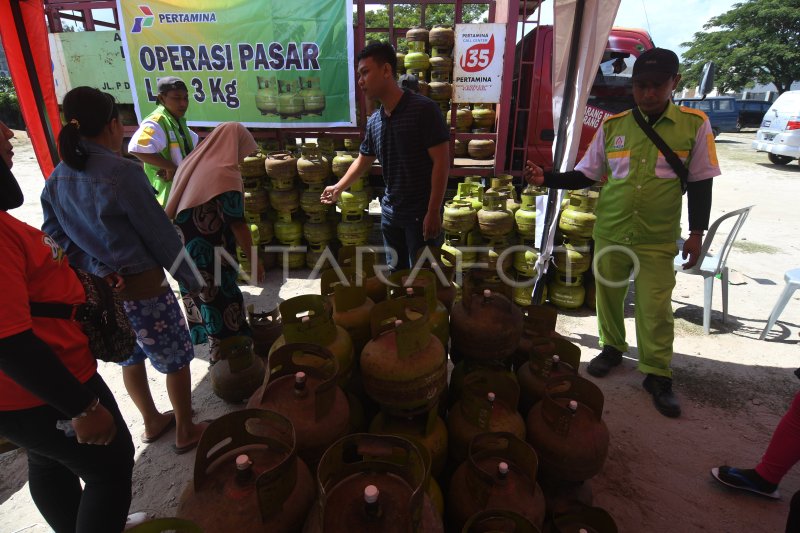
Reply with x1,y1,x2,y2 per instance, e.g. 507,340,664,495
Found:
631,107,690,194
30,268,136,363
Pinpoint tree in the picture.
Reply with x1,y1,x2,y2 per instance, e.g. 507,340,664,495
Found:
360,4,489,50
680,0,800,94
0,76,23,129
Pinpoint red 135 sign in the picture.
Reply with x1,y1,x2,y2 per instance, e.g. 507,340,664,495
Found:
459,35,495,73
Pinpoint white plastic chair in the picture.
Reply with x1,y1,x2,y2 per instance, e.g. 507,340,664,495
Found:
674,206,753,334
760,268,800,340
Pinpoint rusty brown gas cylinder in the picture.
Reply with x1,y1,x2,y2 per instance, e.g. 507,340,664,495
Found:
247,343,349,469
177,410,314,533
387,269,450,353
447,432,546,531
338,245,387,304
512,304,559,371
269,295,354,389
210,336,266,403
447,359,517,410
526,375,610,483
517,338,581,417
462,509,541,532
248,305,283,357
369,406,448,479
414,245,460,312
303,433,444,533
450,269,522,362
447,372,525,466
321,267,375,357
265,150,298,183
360,298,447,414
548,503,619,533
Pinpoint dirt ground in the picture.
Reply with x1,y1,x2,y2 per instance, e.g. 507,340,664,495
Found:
1,129,799,533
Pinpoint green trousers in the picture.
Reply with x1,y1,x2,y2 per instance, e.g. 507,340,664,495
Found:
593,236,678,378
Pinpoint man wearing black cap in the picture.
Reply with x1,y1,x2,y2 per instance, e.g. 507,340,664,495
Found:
128,76,198,208
398,73,420,93
524,48,721,418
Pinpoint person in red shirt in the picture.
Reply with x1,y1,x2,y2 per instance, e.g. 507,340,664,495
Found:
0,121,134,533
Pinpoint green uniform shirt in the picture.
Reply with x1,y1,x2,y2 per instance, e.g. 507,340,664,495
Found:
575,102,721,245
127,105,197,208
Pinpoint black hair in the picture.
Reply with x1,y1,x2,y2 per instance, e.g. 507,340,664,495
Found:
357,42,397,76
0,156,23,211
58,86,119,170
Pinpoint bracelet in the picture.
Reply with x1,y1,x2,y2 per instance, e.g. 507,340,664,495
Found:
72,397,100,420
690,231,704,236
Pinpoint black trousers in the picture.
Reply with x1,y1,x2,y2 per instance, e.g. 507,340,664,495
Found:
0,372,134,533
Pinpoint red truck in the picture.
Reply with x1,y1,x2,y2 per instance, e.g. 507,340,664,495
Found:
506,25,655,172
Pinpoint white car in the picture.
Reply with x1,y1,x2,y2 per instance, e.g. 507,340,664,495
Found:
752,90,800,165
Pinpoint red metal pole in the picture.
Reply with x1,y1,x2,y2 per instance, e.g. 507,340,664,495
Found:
493,0,519,175
355,0,367,138
388,3,395,46
82,7,95,31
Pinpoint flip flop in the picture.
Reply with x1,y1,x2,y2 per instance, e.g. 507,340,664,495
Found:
172,419,213,455
140,411,176,444
172,440,199,455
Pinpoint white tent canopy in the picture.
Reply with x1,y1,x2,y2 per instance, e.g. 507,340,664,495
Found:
532,0,622,299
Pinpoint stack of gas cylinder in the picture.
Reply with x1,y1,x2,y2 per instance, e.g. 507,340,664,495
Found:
265,149,305,269
239,151,275,279
334,151,372,248
475,176,520,276
298,143,336,269
442,177,483,268
402,26,454,115
444,102,497,161
170,260,617,533
511,182,540,306
400,24,500,162
467,103,497,160
550,188,600,310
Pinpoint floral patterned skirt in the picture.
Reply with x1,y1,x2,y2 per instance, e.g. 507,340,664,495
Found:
119,289,194,373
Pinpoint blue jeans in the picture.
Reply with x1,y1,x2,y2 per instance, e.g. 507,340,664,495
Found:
0,373,134,533
381,213,442,272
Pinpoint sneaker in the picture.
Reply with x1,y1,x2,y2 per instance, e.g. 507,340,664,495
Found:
125,512,152,530
710,466,780,499
642,374,681,418
586,346,623,377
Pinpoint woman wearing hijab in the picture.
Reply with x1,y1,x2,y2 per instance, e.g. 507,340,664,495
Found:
42,86,207,454
0,121,135,532
165,122,264,364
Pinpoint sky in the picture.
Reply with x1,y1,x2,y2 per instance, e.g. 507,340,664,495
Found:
361,1,742,60
538,0,741,60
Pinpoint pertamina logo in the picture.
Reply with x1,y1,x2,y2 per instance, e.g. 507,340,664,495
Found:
459,35,495,73
131,5,154,34
131,5,218,33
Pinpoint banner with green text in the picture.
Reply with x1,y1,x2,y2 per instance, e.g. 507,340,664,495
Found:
117,0,356,128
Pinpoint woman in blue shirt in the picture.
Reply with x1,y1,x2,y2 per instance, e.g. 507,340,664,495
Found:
42,87,208,454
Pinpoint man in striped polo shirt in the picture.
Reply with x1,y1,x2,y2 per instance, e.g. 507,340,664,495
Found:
322,42,450,270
